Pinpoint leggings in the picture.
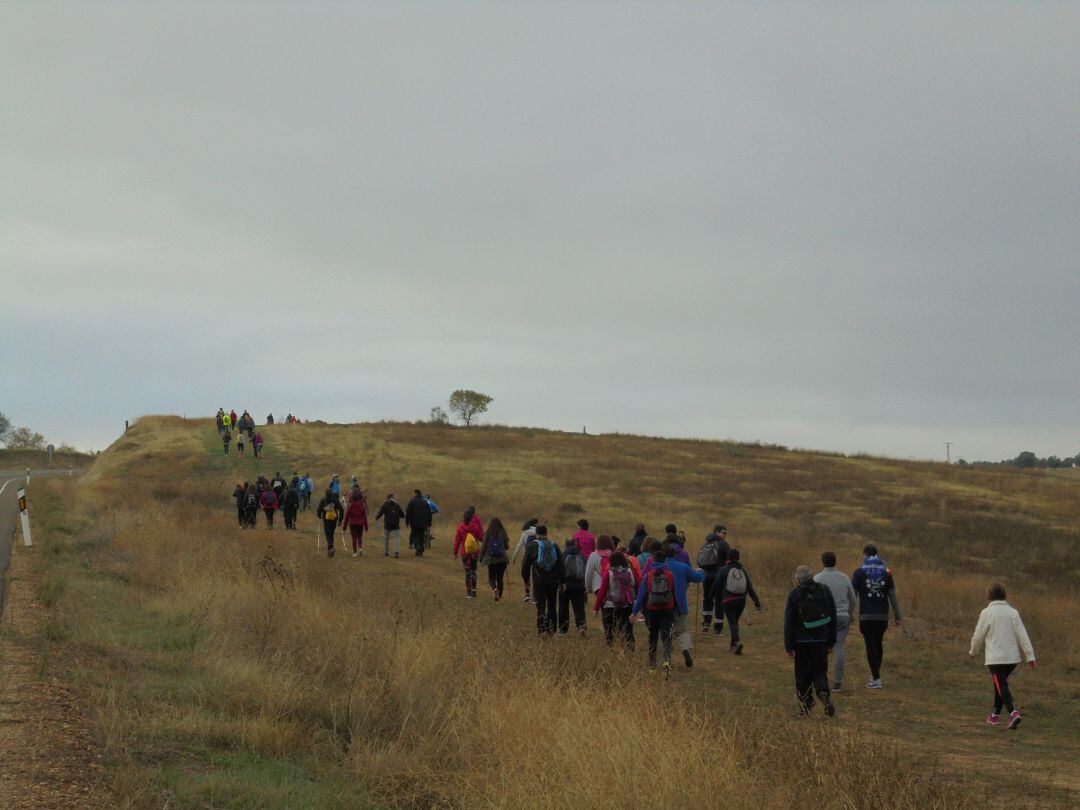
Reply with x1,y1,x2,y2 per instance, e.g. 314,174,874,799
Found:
349,525,365,553
723,599,746,647
461,553,479,596
989,663,1018,714
702,574,718,627
860,620,888,679
601,606,635,649
487,562,507,597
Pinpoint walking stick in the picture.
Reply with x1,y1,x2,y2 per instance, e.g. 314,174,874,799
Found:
694,582,702,648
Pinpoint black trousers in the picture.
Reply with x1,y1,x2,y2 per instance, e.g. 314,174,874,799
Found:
410,526,427,555
534,583,558,635
263,508,275,527
860,620,888,679
702,574,718,624
601,606,635,648
647,609,675,667
322,519,338,550
558,586,586,634
283,507,297,530
723,599,746,647
989,663,1018,714
794,643,831,711
487,562,507,597
236,506,245,527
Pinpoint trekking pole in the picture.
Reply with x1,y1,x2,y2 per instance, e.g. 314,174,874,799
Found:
694,583,702,648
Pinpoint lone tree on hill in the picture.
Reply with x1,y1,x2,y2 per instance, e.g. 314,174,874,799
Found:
447,390,492,427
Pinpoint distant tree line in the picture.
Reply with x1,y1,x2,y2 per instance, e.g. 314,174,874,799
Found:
958,450,1079,469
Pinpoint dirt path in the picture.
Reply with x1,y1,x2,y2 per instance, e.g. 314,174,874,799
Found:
0,537,107,809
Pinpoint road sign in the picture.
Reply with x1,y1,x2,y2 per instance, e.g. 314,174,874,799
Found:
17,487,31,547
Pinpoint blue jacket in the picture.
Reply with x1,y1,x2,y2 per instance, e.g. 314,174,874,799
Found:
634,559,705,615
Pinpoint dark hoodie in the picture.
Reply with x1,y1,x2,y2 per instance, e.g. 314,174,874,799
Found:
784,580,837,651
374,498,405,530
561,542,587,590
523,534,564,588
709,561,761,607
627,530,647,557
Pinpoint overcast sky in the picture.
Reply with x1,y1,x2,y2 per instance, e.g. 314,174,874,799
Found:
2,2,1077,461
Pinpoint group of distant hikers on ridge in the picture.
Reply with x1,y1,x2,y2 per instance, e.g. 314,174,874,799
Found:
215,407,305,458
217,425,1037,726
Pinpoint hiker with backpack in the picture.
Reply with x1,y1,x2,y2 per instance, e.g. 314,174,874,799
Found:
573,519,596,559
342,490,369,557
222,411,232,433
784,565,838,717
252,432,264,458
512,519,540,602
316,487,344,557
374,493,406,558
969,582,1035,729
708,549,762,655
697,525,731,636
594,550,637,648
558,538,588,635
453,507,485,597
423,492,439,549
243,486,259,528
405,489,433,557
641,540,706,669
281,485,300,531
236,431,245,456
479,517,511,601
851,545,902,689
631,548,680,675
300,474,313,510
523,526,563,635
216,410,224,434
259,487,278,528
584,534,614,597
271,472,286,499
814,551,858,691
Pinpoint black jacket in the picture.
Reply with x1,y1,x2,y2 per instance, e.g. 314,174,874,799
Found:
405,495,432,530
627,531,647,557
784,581,837,651
282,489,300,512
374,499,405,530
233,486,246,508
522,536,564,587
317,494,344,525
709,562,761,607
699,534,730,574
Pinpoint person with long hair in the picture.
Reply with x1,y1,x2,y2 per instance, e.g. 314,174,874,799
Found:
342,489,369,557
453,507,485,598
480,517,511,601
969,583,1035,729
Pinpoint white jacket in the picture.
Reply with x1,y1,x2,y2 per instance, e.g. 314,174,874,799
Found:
969,601,1035,666
511,527,536,564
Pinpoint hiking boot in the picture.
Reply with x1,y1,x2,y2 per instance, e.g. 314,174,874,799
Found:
712,627,724,636
327,547,335,558
986,714,1001,726
867,678,883,689
682,649,694,669
662,662,671,679
1008,711,1022,730
733,643,744,656
832,683,842,692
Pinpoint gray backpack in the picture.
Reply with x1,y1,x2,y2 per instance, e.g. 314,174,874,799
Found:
726,566,747,595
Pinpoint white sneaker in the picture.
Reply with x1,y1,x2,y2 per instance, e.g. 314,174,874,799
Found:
867,679,883,689
352,551,360,558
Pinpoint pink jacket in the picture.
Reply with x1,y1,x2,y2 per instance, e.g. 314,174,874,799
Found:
574,529,596,559
453,515,485,557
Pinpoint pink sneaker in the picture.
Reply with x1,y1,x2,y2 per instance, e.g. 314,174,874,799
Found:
986,714,1001,726
1007,711,1022,730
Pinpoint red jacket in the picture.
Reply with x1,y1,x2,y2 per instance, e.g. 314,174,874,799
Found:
342,499,369,531
259,490,278,510
453,515,485,557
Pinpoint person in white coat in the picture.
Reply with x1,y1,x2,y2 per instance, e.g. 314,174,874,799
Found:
969,583,1036,729
511,519,539,602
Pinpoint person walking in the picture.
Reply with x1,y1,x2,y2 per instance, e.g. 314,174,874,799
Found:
814,551,858,691
522,526,562,635
270,472,286,499
281,485,299,531
852,545,902,689
594,550,636,648
479,517,511,601
573,519,596,560
452,507,485,596
259,487,278,528
216,410,224,435
558,538,588,636
222,410,232,434
236,431,245,457
641,540,706,668
222,428,232,455
316,488,344,558
627,523,648,557
422,492,439,550
342,490,369,557
709,549,762,655
374,493,406,558
243,486,259,528
784,566,837,717
301,474,313,510
232,483,247,527
405,489,433,557
512,519,539,602
697,525,731,636
330,474,341,498
584,534,614,598
631,548,678,676
969,583,1036,729
252,431,264,458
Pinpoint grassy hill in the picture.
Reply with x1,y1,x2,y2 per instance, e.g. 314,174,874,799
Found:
25,415,1080,807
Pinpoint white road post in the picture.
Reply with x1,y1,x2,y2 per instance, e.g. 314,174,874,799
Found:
25,468,30,486
17,488,32,547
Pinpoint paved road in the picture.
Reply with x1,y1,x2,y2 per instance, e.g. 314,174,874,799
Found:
0,469,80,612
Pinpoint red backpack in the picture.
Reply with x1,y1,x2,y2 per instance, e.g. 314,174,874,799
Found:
646,568,675,611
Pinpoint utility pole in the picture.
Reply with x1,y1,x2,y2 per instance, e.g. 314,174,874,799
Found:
944,442,954,463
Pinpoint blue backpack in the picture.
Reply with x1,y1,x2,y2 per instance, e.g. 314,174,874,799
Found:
535,538,557,572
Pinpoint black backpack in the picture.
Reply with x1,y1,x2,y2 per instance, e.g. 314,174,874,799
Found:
245,491,258,510
563,554,586,585
796,583,832,629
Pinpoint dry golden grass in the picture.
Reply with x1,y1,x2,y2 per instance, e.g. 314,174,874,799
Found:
26,416,1080,807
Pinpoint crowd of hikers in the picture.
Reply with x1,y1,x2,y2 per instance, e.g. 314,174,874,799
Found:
221,440,1036,723
216,408,305,456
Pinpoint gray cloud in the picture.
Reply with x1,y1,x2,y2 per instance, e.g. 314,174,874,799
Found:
2,3,1077,460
